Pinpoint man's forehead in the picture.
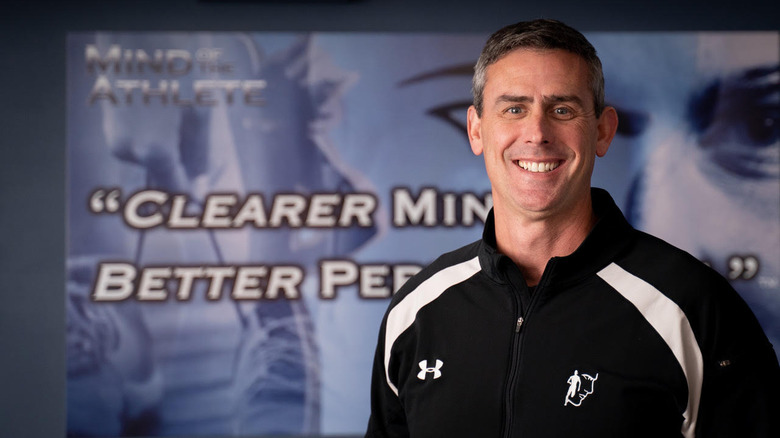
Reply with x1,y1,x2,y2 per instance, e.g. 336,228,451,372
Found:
483,49,591,102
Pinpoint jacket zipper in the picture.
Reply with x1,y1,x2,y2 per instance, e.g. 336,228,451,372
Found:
501,259,557,438
502,284,525,438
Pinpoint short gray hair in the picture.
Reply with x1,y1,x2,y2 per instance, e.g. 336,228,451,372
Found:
472,19,605,117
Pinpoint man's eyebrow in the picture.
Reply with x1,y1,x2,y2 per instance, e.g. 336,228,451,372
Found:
493,94,586,107
544,95,585,106
494,94,533,105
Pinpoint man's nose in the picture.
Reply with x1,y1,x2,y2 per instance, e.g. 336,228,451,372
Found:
524,111,552,145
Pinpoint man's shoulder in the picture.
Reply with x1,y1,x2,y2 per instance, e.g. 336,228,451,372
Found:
617,229,760,329
388,239,483,306
625,229,721,284
615,229,742,309
612,229,775,361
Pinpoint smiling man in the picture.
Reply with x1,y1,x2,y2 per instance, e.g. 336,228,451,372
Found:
366,19,778,438
467,45,617,286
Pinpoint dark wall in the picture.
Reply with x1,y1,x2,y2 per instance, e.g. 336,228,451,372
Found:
0,1,776,436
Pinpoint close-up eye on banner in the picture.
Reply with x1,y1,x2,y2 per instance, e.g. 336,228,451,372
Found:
65,31,779,436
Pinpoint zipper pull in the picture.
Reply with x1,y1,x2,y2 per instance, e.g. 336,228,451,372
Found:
515,317,524,333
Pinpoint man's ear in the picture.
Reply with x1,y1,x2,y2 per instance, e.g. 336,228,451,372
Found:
595,106,619,157
467,105,484,156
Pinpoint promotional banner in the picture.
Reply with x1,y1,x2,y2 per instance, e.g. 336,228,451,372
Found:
66,32,779,436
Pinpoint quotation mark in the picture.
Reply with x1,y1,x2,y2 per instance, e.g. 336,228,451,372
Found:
727,255,759,280
89,189,121,213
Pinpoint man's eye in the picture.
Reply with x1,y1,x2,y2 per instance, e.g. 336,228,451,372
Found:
506,107,521,114
552,107,577,120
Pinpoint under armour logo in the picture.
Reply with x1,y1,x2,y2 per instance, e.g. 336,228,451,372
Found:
417,359,443,380
564,370,598,407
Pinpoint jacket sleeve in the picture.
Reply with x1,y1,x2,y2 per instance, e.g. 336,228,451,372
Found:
365,316,410,438
694,280,780,437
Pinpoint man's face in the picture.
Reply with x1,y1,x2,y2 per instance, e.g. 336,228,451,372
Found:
468,49,616,221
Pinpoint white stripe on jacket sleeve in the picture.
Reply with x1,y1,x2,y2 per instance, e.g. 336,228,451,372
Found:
598,262,704,438
384,256,481,396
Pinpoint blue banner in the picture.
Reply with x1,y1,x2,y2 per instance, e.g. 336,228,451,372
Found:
66,31,779,436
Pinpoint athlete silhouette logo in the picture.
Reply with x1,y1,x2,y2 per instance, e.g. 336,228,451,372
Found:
564,370,598,406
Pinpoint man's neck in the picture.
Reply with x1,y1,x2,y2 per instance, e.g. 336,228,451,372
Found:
492,200,597,287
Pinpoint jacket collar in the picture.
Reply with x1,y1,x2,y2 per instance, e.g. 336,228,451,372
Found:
478,188,635,286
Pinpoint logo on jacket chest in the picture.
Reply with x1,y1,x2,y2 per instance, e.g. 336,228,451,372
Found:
564,370,598,406
417,359,443,380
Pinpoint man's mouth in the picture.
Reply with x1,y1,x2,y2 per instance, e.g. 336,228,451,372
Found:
515,160,561,173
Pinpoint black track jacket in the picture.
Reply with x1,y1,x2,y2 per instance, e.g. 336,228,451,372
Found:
366,189,779,438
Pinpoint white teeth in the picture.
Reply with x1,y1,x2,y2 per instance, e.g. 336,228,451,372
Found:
517,161,560,173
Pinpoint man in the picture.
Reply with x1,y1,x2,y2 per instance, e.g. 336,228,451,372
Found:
366,19,778,437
